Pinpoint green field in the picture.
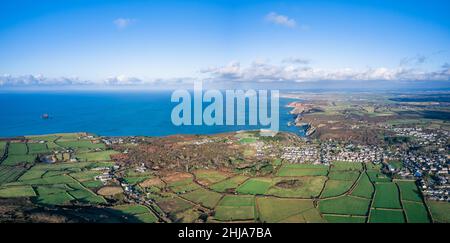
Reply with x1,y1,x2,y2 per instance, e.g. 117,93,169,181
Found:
277,164,329,177
34,161,114,171
320,179,354,198
82,180,104,189
402,201,430,223
214,195,255,221
35,184,72,195
56,133,85,140
193,170,230,185
35,192,74,205
428,201,450,223
181,188,223,209
0,185,36,197
27,135,61,150
34,178,106,205
214,206,255,221
266,176,326,198
68,188,106,204
331,162,363,171
210,175,248,192
323,215,366,223
56,140,105,150
156,196,194,214
8,143,28,155
367,171,391,183
27,143,50,154
328,171,359,181
366,162,382,171
219,194,254,206
44,170,69,177
373,183,402,209
168,178,201,193
2,154,36,166
319,196,371,216
70,170,102,182
350,173,375,199
369,209,405,223
11,174,78,185
0,141,6,154
0,166,28,184
18,168,47,181
236,178,273,195
4,162,106,206
76,150,119,162
396,181,423,202
26,135,60,142
299,208,327,223
256,197,316,223
133,212,159,223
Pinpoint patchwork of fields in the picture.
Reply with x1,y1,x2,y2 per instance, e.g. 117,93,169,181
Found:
0,133,446,223
0,133,161,223
142,160,437,223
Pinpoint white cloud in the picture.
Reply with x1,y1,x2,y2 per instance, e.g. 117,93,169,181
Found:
201,60,450,82
201,61,241,80
104,75,198,86
105,75,142,85
0,74,200,89
0,74,91,87
265,12,296,28
113,18,136,29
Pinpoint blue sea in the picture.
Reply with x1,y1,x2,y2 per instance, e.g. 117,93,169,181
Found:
0,91,304,137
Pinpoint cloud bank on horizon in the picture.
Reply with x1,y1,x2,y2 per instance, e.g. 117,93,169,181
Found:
200,59,450,83
2,59,449,88
0,0,449,88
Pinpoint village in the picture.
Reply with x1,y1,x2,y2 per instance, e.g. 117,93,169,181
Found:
277,126,449,202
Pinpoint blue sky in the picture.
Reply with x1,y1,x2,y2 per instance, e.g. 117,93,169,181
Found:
0,0,449,87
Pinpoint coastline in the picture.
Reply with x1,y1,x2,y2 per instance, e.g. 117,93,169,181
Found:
285,101,316,137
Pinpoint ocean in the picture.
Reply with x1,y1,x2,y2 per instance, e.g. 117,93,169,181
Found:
0,91,305,137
